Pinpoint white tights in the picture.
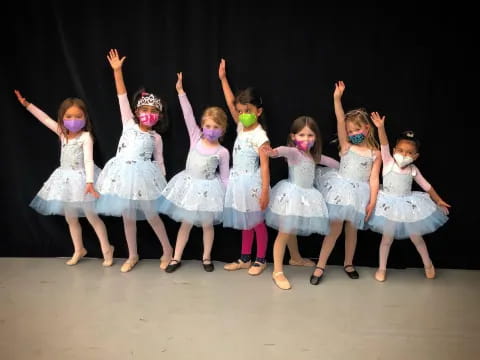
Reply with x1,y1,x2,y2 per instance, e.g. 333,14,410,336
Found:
122,212,173,261
378,234,432,270
65,211,111,255
172,222,214,262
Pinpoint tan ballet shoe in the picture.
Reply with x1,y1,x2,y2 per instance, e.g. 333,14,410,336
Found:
102,245,115,267
248,261,267,276
375,269,386,282
159,254,172,270
224,259,251,271
272,271,291,290
120,257,139,273
289,258,315,267
66,248,87,266
425,264,436,279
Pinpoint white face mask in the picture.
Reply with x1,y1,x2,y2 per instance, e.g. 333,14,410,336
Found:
393,153,414,168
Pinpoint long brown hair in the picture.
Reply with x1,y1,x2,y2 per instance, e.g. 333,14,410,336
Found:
56,97,93,140
287,115,323,162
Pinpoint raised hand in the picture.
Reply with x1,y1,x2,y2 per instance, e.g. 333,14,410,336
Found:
176,72,184,94
107,48,126,71
370,111,385,128
218,58,226,81
14,89,29,107
333,81,345,100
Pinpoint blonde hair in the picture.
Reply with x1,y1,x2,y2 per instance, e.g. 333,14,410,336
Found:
345,108,379,150
201,106,228,132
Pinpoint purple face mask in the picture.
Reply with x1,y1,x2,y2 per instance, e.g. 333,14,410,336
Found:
202,127,222,141
63,118,86,133
138,112,159,127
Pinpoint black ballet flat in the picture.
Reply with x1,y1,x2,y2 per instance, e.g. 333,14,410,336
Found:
310,266,325,285
344,265,359,279
202,259,214,272
165,260,182,273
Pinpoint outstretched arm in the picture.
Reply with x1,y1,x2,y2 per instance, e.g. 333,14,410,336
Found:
414,167,451,214
107,49,134,124
14,90,61,135
370,111,393,164
333,81,349,152
319,154,340,169
107,49,127,95
176,72,201,146
427,186,451,214
370,112,388,146
218,58,238,123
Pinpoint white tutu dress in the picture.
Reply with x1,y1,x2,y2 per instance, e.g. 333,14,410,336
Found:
266,147,330,236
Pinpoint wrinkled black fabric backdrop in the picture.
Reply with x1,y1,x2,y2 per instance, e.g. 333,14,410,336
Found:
2,1,477,269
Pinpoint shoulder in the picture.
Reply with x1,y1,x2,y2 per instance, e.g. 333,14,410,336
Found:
218,145,229,154
80,131,93,141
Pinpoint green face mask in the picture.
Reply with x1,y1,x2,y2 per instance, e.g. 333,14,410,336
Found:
239,113,257,127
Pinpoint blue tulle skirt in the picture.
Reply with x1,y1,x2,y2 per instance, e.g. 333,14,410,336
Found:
266,180,330,236
30,166,101,217
367,190,449,239
158,171,225,226
315,168,370,229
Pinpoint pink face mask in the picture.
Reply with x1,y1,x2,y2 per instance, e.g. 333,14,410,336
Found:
138,112,159,127
294,140,314,152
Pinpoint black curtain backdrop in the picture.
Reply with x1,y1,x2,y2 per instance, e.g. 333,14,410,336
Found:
2,1,477,269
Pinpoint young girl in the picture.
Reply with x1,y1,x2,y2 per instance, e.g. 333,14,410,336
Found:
311,81,382,284
266,115,339,290
14,90,114,266
160,72,230,273
369,112,450,281
218,58,270,276
96,49,173,273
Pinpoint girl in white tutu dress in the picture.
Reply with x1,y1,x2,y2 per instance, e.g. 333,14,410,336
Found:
161,73,230,273
369,112,450,281
14,90,114,266
266,116,339,290
218,59,271,276
96,49,173,272
311,81,382,284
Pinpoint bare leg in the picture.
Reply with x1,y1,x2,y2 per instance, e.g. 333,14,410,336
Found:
344,221,357,267
313,221,344,277
272,232,291,289
171,222,193,262
202,224,214,263
287,235,314,266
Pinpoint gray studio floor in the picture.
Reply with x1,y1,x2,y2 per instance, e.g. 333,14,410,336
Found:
0,257,479,360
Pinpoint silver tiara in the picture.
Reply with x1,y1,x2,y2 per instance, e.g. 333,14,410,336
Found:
136,93,162,111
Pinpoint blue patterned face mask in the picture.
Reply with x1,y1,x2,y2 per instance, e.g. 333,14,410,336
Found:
348,132,366,144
